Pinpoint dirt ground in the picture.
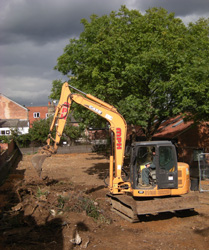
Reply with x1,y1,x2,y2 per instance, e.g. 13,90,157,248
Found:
0,152,209,250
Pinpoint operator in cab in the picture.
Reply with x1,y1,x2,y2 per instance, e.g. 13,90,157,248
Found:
141,147,156,187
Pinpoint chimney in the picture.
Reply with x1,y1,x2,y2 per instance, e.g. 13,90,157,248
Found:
48,101,55,116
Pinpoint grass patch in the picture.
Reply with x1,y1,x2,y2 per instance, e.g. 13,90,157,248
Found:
77,196,100,220
53,191,111,223
36,186,49,198
57,195,69,209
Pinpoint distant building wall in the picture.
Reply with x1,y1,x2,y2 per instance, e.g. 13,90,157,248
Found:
173,123,209,178
177,124,209,160
0,120,30,136
27,102,55,127
0,94,28,119
0,125,29,135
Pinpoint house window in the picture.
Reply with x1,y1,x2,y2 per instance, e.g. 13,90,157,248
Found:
45,113,49,118
1,130,10,135
33,112,40,118
193,149,204,161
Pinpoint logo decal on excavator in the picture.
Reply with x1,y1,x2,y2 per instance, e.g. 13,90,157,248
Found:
84,105,102,115
61,102,70,120
89,105,102,115
116,128,122,149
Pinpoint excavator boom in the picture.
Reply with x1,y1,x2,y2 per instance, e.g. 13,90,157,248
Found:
32,82,129,192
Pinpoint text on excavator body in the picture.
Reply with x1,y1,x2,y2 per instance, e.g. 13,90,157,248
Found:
116,128,122,149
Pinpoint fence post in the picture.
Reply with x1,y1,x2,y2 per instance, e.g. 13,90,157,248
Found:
198,153,209,192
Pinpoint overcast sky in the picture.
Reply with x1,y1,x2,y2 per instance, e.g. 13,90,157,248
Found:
1,0,209,107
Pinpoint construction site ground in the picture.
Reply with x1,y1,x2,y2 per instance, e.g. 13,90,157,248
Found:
0,152,209,250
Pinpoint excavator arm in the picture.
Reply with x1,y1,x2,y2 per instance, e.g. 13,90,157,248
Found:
32,82,131,194
32,82,199,222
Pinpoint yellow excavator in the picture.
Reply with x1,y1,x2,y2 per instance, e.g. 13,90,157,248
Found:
32,82,199,222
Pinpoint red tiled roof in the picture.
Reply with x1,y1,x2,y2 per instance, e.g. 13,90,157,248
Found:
155,116,193,139
126,116,194,140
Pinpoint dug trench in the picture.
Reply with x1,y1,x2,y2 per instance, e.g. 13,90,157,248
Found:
0,153,209,250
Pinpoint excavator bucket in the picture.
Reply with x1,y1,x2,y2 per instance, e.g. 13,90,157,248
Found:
31,154,48,177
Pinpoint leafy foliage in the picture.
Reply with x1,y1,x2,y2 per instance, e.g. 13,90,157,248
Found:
29,118,52,144
50,79,63,100
16,133,31,147
52,6,209,140
0,136,11,144
28,116,83,145
0,129,31,147
62,119,84,145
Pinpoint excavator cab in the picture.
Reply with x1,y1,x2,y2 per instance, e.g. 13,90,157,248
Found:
130,141,178,190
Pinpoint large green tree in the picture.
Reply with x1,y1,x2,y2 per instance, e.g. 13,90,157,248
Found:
51,6,209,140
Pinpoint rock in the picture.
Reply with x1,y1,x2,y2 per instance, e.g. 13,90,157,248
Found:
50,209,56,216
82,237,90,248
70,231,82,245
12,203,22,211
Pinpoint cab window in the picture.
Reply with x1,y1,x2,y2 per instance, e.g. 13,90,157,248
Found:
136,146,155,165
159,146,175,171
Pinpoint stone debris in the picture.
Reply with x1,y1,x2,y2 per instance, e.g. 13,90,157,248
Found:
70,231,82,245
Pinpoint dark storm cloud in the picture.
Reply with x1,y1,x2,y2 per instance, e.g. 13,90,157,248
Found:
1,0,208,47
0,0,122,45
137,0,209,17
0,0,124,105
0,0,209,106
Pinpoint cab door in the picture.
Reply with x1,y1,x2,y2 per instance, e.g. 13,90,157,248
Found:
156,145,178,189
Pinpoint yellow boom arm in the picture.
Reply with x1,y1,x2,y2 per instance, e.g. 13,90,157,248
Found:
45,82,131,194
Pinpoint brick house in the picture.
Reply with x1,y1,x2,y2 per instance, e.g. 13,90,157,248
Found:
0,93,29,135
0,119,29,136
0,93,28,120
27,106,48,128
128,116,209,178
27,102,55,127
155,116,209,178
